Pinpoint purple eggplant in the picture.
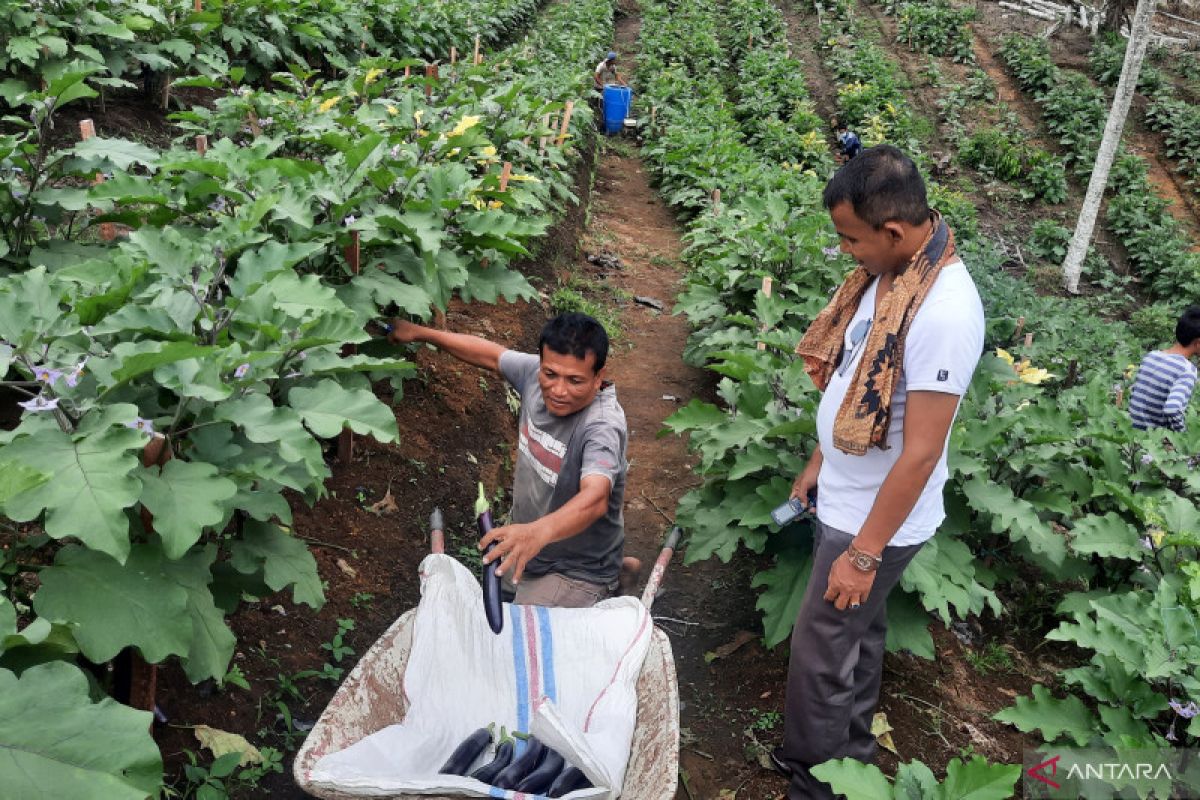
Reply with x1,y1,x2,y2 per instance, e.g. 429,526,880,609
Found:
476,483,504,634
470,738,514,783
516,747,565,794
438,726,492,775
548,766,593,797
492,735,545,790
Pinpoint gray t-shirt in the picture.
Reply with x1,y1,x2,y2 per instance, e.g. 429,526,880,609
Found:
499,350,627,585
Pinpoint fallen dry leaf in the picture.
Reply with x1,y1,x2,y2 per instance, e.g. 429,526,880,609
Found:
871,712,899,756
194,724,264,766
368,488,398,515
704,630,757,663
336,558,357,578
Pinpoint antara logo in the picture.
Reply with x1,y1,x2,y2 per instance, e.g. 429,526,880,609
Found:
1027,755,1062,789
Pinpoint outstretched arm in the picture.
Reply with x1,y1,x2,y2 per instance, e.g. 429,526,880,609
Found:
479,474,612,583
388,319,505,372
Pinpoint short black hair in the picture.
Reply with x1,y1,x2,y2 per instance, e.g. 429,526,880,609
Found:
539,312,609,372
822,144,931,228
1176,306,1200,346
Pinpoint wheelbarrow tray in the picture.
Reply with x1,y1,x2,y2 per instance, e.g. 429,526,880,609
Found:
293,608,679,800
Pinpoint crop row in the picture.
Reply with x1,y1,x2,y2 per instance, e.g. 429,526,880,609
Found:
1000,33,1200,302
1090,34,1200,188
0,0,548,101
648,0,1200,784
0,0,614,793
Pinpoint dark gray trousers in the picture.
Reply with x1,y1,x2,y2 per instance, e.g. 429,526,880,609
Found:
781,520,925,800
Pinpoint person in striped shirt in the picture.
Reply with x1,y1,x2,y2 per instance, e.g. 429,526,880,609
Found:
1129,307,1200,432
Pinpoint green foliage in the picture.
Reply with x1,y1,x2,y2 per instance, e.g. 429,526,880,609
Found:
811,754,1021,799
0,661,163,798
1001,32,1198,301
0,0,614,785
1025,220,1071,263
895,1,976,63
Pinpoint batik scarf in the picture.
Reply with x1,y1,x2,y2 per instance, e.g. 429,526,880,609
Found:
795,213,955,455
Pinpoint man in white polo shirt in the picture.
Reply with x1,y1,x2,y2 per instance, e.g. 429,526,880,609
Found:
773,145,985,799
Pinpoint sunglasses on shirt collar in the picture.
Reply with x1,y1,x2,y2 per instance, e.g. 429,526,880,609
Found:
837,318,873,377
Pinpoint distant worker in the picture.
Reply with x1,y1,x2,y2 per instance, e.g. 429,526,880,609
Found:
836,124,863,161
594,51,627,91
1129,306,1200,432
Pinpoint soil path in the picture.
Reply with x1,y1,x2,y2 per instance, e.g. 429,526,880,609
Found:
596,8,793,799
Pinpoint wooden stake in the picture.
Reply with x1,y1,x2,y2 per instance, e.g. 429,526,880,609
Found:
404,65,411,78
499,161,513,192
1115,386,1125,408
1065,358,1079,388
712,188,721,212
450,46,457,65
1014,315,1025,342
79,120,116,242
125,432,173,726
1023,332,1034,349
195,135,208,155
758,276,773,351
651,106,657,126
425,64,437,99
338,231,361,465
246,108,262,137
193,0,201,11
473,35,481,65
556,101,575,146
538,113,552,154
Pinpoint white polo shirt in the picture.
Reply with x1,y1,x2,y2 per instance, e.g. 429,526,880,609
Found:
815,260,984,547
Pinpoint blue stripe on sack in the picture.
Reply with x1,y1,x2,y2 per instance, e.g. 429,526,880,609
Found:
488,788,507,799
536,605,557,704
509,604,529,757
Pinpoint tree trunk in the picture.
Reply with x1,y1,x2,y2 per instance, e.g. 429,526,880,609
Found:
1062,0,1157,293
1103,0,1136,32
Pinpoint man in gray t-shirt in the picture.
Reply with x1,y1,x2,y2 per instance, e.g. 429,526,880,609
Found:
389,312,633,607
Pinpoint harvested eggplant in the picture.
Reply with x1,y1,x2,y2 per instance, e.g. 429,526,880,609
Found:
476,482,504,634
548,766,593,797
470,738,514,783
438,726,492,776
492,735,545,790
516,747,564,793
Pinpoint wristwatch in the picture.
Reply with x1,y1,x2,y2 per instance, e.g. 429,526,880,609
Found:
845,542,883,573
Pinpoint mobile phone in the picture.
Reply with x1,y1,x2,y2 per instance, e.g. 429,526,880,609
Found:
770,489,817,527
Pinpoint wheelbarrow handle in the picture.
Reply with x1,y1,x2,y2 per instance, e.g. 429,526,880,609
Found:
430,507,445,555
640,526,682,611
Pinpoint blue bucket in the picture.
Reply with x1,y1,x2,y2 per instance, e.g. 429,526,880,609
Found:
603,84,632,134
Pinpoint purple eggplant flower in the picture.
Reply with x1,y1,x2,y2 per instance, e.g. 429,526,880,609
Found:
822,246,840,258
34,366,62,385
209,195,227,213
19,395,59,413
343,214,357,226
1140,453,1154,466
1167,728,1178,742
1140,536,1154,551
260,116,274,127
1170,700,1199,719
234,363,251,379
64,359,87,388
124,417,154,435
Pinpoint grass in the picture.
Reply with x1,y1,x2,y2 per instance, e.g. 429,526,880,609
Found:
549,275,629,344
964,641,1015,676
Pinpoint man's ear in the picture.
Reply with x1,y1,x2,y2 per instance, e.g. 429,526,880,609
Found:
882,219,906,243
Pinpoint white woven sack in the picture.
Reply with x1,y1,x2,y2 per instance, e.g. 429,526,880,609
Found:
307,554,653,798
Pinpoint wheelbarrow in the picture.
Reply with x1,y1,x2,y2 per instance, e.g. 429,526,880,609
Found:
293,512,682,799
